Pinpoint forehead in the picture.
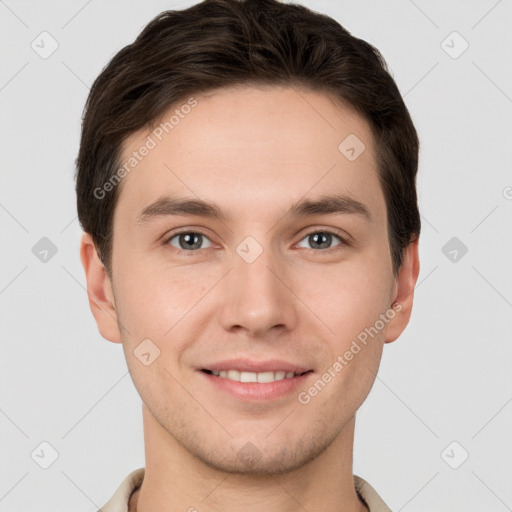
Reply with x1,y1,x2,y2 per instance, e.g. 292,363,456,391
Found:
115,85,384,223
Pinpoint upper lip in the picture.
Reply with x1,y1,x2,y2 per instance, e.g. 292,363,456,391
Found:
200,358,312,374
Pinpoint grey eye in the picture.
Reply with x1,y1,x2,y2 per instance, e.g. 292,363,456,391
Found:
297,231,342,250
167,232,212,250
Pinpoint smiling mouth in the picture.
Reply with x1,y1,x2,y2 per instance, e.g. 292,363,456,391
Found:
201,369,313,383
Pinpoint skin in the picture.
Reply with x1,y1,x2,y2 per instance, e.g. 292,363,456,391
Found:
81,85,420,512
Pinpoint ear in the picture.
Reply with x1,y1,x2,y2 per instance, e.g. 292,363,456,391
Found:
384,238,420,344
80,232,122,344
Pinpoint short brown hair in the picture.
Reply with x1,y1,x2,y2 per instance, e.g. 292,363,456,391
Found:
76,0,420,276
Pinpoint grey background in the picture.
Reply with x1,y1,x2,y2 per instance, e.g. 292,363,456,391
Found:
1,0,511,510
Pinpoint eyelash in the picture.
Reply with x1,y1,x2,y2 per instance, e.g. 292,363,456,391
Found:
163,228,350,253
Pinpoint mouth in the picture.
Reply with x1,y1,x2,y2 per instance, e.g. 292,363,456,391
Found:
201,368,313,383
199,364,315,401
197,358,314,401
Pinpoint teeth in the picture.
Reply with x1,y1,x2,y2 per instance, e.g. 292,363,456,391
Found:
209,369,301,383
256,371,275,383
240,371,257,383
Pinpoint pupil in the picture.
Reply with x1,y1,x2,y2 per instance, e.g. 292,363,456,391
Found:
311,232,330,249
180,233,201,249
177,233,332,251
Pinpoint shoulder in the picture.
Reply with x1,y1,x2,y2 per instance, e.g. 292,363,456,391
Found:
353,475,393,512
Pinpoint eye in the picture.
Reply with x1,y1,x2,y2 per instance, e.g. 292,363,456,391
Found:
163,229,348,253
165,231,212,251
296,230,346,251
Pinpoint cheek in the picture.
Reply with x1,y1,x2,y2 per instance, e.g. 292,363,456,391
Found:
113,254,216,341
311,276,389,410
304,259,393,341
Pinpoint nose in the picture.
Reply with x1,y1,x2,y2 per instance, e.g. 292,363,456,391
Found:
218,244,299,338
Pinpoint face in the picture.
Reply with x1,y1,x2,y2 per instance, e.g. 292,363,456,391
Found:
83,85,418,475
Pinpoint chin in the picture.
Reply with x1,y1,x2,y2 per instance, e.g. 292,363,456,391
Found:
186,430,333,476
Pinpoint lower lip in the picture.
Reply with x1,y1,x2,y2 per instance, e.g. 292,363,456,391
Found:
199,370,313,401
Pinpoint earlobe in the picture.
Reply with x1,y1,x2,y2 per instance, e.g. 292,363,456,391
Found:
79,232,122,344
384,238,420,344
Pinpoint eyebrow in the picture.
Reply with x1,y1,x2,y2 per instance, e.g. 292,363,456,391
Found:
137,193,372,225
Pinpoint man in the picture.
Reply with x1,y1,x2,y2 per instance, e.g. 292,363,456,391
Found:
76,0,421,510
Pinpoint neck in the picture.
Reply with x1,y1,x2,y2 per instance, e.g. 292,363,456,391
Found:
132,406,368,512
